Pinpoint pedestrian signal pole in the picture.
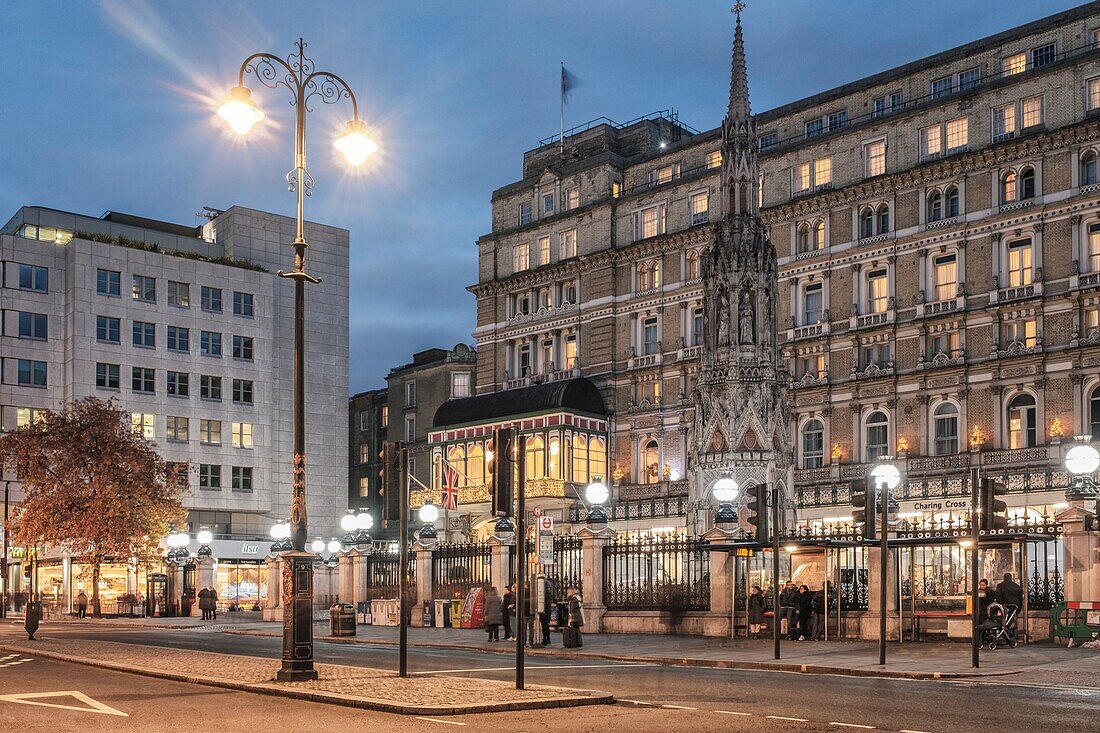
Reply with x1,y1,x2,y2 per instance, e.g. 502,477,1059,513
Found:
514,433,527,690
771,482,781,660
398,444,409,678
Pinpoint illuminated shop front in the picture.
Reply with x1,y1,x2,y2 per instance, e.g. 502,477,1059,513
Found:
422,378,609,539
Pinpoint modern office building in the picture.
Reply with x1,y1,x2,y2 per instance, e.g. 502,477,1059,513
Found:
1,204,349,611
424,2,1100,555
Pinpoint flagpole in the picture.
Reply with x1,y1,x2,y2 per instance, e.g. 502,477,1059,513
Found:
560,61,565,161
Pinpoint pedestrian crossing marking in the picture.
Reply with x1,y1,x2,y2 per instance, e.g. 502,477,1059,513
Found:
0,690,128,716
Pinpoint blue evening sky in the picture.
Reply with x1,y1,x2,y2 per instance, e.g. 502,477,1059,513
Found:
2,0,1075,392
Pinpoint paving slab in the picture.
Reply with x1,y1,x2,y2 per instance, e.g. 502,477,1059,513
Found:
0,637,612,715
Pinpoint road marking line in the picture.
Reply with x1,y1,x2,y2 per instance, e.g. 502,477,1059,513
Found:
767,715,809,722
415,717,467,726
899,730,934,733
830,724,875,729
0,691,128,717
619,699,654,706
715,710,753,716
662,704,697,710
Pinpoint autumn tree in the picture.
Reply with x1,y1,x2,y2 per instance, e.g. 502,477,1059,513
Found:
0,397,186,616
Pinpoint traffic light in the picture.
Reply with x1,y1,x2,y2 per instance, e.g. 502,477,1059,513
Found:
490,427,515,516
850,477,876,540
980,477,1009,532
744,483,768,543
380,440,404,523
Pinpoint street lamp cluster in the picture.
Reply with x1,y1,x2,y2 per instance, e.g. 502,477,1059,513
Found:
165,530,191,562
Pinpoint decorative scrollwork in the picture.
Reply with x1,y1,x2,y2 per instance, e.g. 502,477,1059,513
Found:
303,74,351,113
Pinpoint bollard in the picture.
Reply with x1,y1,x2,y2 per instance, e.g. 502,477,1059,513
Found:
25,600,42,640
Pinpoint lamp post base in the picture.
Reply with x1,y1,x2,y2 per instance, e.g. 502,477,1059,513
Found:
276,551,318,682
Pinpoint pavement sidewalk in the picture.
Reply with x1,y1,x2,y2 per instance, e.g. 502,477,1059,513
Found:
0,636,612,715
228,623,1099,682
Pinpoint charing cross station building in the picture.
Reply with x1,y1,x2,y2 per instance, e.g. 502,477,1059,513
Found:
401,2,1100,637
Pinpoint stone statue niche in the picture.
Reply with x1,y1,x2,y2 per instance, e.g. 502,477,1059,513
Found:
739,288,755,345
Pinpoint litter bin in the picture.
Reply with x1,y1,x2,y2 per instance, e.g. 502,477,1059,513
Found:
329,603,356,637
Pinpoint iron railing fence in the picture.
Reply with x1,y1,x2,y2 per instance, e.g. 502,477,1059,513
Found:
431,542,493,599
603,535,709,612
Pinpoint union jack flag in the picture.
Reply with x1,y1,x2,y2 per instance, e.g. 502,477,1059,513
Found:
441,461,459,511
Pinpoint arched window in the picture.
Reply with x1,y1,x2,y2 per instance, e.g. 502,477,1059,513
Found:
928,190,943,222
431,448,443,490
797,224,810,253
637,263,650,291
1020,167,1036,200
802,419,824,468
1090,386,1100,440
945,186,960,218
526,435,545,480
1082,151,1099,186
448,445,467,487
641,440,660,485
547,436,561,479
1007,394,1037,449
572,435,589,484
877,204,890,234
813,219,826,250
1001,170,1018,203
932,403,959,455
865,410,889,462
859,207,875,239
651,261,662,288
685,250,700,280
589,437,606,482
467,443,486,486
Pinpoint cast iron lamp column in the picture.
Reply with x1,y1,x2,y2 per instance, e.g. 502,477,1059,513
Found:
218,39,377,682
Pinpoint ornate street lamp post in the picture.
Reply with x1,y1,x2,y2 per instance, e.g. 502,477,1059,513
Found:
218,39,377,682
869,460,901,666
584,479,610,524
711,475,740,525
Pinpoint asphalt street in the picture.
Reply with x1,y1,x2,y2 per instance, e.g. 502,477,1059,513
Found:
1,622,1098,733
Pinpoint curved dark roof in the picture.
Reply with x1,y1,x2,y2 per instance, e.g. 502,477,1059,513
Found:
433,378,607,428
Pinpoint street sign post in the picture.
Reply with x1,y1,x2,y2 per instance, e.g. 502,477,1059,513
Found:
537,517,554,566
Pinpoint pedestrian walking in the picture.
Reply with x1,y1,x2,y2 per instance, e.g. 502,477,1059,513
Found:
484,586,504,642
502,584,515,640
811,585,826,640
564,586,584,648
779,580,799,640
539,577,553,646
76,590,88,619
198,587,211,620
796,584,813,641
747,584,766,638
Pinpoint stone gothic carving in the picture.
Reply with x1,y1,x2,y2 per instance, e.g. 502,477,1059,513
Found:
692,8,790,490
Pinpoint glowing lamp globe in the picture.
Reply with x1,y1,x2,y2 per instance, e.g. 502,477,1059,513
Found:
310,538,325,553
269,523,282,539
334,119,378,165
1065,443,1100,475
418,504,439,524
326,539,341,554
712,477,740,503
340,512,358,533
197,530,213,545
585,481,610,506
870,462,902,491
355,511,374,531
217,86,265,135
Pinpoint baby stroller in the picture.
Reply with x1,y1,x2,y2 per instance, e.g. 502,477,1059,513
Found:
979,602,1019,650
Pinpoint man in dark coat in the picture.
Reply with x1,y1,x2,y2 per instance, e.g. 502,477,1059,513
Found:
779,581,799,640
795,585,814,641
197,587,211,620
995,573,1024,610
539,578,553,646
502,584,515,640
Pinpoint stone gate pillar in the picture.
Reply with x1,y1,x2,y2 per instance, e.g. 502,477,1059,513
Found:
863,546,900,641
703,525,736,637
1057,504,1100,601
578,524,615,633
411,539,435,627
488,535,515,596
263,554,282,621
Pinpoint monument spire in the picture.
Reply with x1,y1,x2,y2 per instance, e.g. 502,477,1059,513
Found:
723,2,759,217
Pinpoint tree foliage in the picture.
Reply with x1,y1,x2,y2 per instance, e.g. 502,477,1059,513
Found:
0,397,186,614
